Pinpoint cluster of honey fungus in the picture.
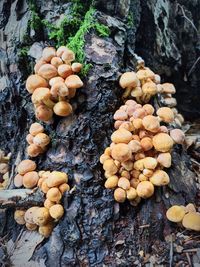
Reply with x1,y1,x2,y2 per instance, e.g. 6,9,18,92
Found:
0,149,10,189
26,46,83,122
14,160,70,237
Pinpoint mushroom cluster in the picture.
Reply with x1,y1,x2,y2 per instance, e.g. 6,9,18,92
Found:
166,204,200,232
14,162,70,237
26,122,50,157
0,149,10,189
26,46,83,122
100,100,185,205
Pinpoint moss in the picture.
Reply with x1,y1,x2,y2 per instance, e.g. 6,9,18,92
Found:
127,13,134,28
18,47,29,57
28,1,43,31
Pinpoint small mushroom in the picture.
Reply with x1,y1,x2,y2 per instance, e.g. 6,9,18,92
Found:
140,137,153,151
157,153,171,168
38,64,58,80
128,140,141,153
26,134,34,144
44,199,55,209
53,101,72,116
49,76,64,87
136,181,154,198
111,143,132,162
14,174,23,188
46,187,62,203
161,83,176,94
59,183,70,193
26,74,48,94
65,75,83,89
143,157,157,170
29,122,44,136
157,107,174,123
118,177,130,190
182,212,200,231
46,171,68,187
56,46,68,57
0,163,8,174
34,59,46,74
26,223,38,231
17,160,36,175
170,129,185,144
39,222,54,237
49,204,64,220
27,144,43,157
50,81,69,98
61,49,75,63
24,206,39,224
114,188,126,203
150,170,170,186
185,203,196,213
50,57,63,68
143,104,154,115
119,72,138,89
23,171,39,188
111,129,132,144
103,159,118,175
32,87,56,108
142,115,160,133
33,133,50,148
166,205,186,223
126,187,137,200
152,133,174,152
105,175,119,189
14,210,26,225
71,62,82,73
35,105,53,122
58,64,73,78
136,68,155,81
42,47,56,62
33,207,51,226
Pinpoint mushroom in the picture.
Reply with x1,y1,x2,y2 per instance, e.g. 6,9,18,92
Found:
53,101,72,117
128,140,141,153
143,157,157,170
46,171,68,187
65,74,83,89
170,129,185,144
33,207,51,226
49,76,64,87
140,137,153,151
157,107,174,123
59,183,70,193
143,104,154,115
103,159,118,175
33,133,50,148
182,212,200,231
157,153,171,168
50,81,69,98
23,171,39,188
114,188,126,203
49,204,64,220
111,129,132,144
58,64,73,79
142,81,157,102
118,177,131,190
161,83,176,94
38,64,58,80
14,210,26,225
27,144,43,157
17,160,36,175
50,57,63,68
136,68,155,81
44,199,55,209
32,87,56,108
71,62,82,73
119,72,138,89
35,105,53,122
104,175,118,189
185,203,196,213
113,110,128,121
26,74,48,94
24,207,39,224
136,181,154,198
39,223,54,237
34,59,46,74
150,170,170,186
142,115,160,133
56,46,69,57
61,49,75,63
46,187,62,203
126,187,137,200
111,143,132,162
26,223,38,231
26,134,34,144
41,180,51,194
42,47,56,62
14,174,23,188
166,205,186,222
29,122,44,136
152,133,174,152
131,118,143,129
0,163,8,174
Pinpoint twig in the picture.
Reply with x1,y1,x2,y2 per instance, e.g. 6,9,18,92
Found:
183,248,198,253
177,4,198,33
139,224,150,228
188,57,200,77
186,252,192,266
169,236,173,267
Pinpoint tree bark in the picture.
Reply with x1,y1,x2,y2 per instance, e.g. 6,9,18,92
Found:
0,0,199,266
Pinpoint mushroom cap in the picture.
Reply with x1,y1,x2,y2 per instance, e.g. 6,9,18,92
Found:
118,177,130,190
33,133,50,148
26,74,48,94
35,105,53,122
111,128,132,144
140,137,153,151
46,171,68,187
27,144,43,157
157,107,174,123
26,223,38,231
49,76,64,87
38,64,58,80
39,223,54,237
103,159,118,175
32,87,51,105
56,46,69,57
126,187,137,200
26,134,34,144
0,163,8,174
71,62,82,73
111,143,132,162
113,110,128,121
142,115,160,133
182,212,200,231
136,181,154,198
34,59,46,74
150,170,170,186
131,86,143,97
128,140,141,153
152,133,174,152
61,49,75,63
53,101,72,117
136,68,155,81
17,160,37,175
119,72,138,89
14,210,26,225
157,152,171,168
24,206,39,224
23,171,39,188
65,74,83,89
142,81,157,96
33,207,51,226
133,159,144,171
41,180,50,194
42,47,56,62
59,183,70,194
143,157,158,170
44,199,55,209
29,122,44,136
14,174,23,188
170,129,185,144
143,104,155,115
161,83,176,94
166,205,186,222
50,56,63,68
104,175,118,189
49,204,64,220
50,81,69,97
58,64,73,79
46,187,62,202
185,203,196,213
114,188,126,203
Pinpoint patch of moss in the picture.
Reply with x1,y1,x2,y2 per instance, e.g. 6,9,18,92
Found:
28,1,43,31
18,47,29,57
127,13,134,28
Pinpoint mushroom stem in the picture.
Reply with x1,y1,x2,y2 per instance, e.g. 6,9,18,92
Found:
43,99,56,108
122,87,132,100
58,96,66,102
1,156,10,163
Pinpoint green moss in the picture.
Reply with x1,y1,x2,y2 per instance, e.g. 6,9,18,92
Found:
28,1,43,31
127,13,134,27
18,47,29,57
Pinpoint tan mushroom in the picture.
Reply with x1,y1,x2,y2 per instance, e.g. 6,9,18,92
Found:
53,101,72,117
35,105,53,122
38,64,58,80
136,181,154,198
157,107,174,123
166,205,185,223
42,47,56,62
26,74,48,94
150,170,170,186
65,75,83,89
152,133,173,152
17,160,36,175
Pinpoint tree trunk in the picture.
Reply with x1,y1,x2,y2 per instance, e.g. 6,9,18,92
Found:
0,0,200,266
